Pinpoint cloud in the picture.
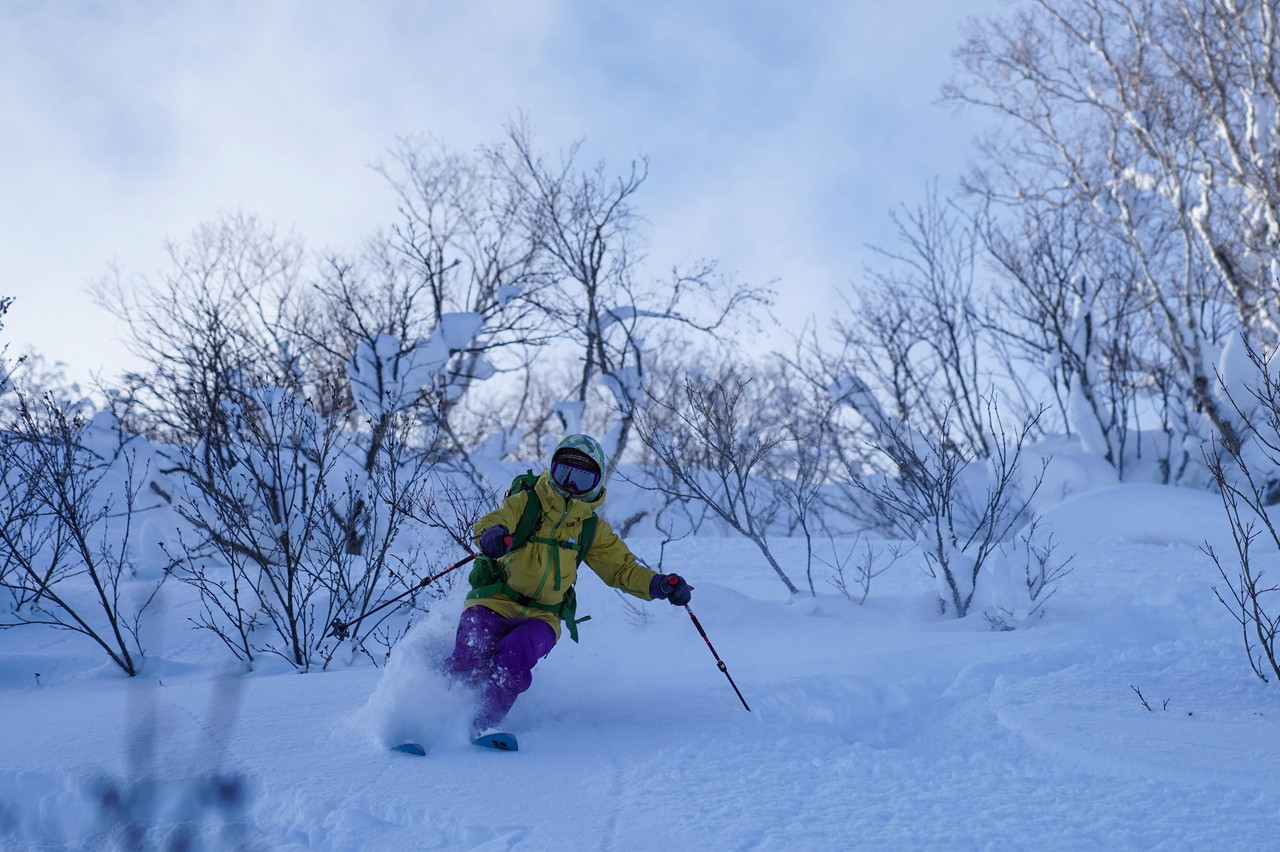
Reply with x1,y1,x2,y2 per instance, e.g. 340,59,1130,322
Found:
0,0,1005,381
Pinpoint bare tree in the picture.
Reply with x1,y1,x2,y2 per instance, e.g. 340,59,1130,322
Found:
401,469,491,552
495,120,771,468
834,187,1002,457
376,134,555,360
0,297,12,597
633,360,800,595
1207,444,1280,683
977,201,1150,471
317,417,446,664
611,342,718,555
0,296,13,396
0,348,93,426
769,357,840,596
173,386,341,669
94,212,308,446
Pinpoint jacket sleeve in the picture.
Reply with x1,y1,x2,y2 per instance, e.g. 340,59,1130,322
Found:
472,491,530,550
582,519,658,600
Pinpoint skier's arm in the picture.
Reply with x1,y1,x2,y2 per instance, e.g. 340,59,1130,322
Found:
472,492,530,552
582,521,659,600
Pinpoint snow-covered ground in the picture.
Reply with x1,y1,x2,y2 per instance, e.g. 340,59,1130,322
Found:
2,482,1278,850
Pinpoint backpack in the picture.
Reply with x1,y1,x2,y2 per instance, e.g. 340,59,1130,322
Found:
466,470,598,641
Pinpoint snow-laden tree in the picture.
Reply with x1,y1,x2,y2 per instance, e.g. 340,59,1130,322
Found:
946,0,1280,470
347,312,487,482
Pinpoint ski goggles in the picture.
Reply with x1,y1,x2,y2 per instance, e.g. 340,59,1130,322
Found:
550,460,601,495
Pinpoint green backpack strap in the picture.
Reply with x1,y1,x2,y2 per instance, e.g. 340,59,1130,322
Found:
508,470,542,549
577,514,598,564
560,587,591,642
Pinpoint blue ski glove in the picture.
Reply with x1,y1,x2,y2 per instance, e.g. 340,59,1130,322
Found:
479,525,513,558
650,573,693,606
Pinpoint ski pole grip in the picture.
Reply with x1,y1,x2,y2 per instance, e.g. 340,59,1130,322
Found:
503,534,514,548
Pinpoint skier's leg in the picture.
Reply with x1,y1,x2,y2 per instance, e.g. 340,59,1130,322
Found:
441,606,507,687
473,618,556,730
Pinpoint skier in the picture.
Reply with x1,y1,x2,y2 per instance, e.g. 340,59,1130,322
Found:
442,433,693,741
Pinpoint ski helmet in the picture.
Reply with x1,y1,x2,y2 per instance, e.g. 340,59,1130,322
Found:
550,433,607,499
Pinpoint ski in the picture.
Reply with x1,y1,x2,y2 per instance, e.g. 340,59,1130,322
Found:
390,742,428,756
471,731,518,751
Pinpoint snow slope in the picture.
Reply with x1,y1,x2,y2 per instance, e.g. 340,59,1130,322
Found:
2,484,1279,850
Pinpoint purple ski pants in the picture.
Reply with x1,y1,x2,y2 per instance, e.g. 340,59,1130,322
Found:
441,605,557,730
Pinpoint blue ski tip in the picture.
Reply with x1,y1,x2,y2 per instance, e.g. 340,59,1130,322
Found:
472,732,518,752
391,742,427,756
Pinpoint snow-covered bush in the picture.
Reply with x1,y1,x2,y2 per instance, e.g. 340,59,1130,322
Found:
1205,339,1280,682
172,386,431,670
846,398,1047,618
823,536,902,605
983,519,1074,630
0,396,164,676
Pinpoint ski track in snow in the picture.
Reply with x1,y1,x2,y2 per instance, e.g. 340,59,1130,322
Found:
4,509,1280,849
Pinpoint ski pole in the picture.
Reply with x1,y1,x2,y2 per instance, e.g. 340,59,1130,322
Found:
327,553,478,640
683,603,751,712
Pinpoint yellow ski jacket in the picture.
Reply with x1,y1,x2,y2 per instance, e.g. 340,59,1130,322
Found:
468,470,658,638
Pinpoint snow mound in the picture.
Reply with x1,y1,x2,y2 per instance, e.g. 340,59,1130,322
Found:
994,640,1280,792
1037,484,1235,552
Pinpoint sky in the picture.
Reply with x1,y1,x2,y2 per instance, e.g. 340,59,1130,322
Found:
0,0,1011,387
